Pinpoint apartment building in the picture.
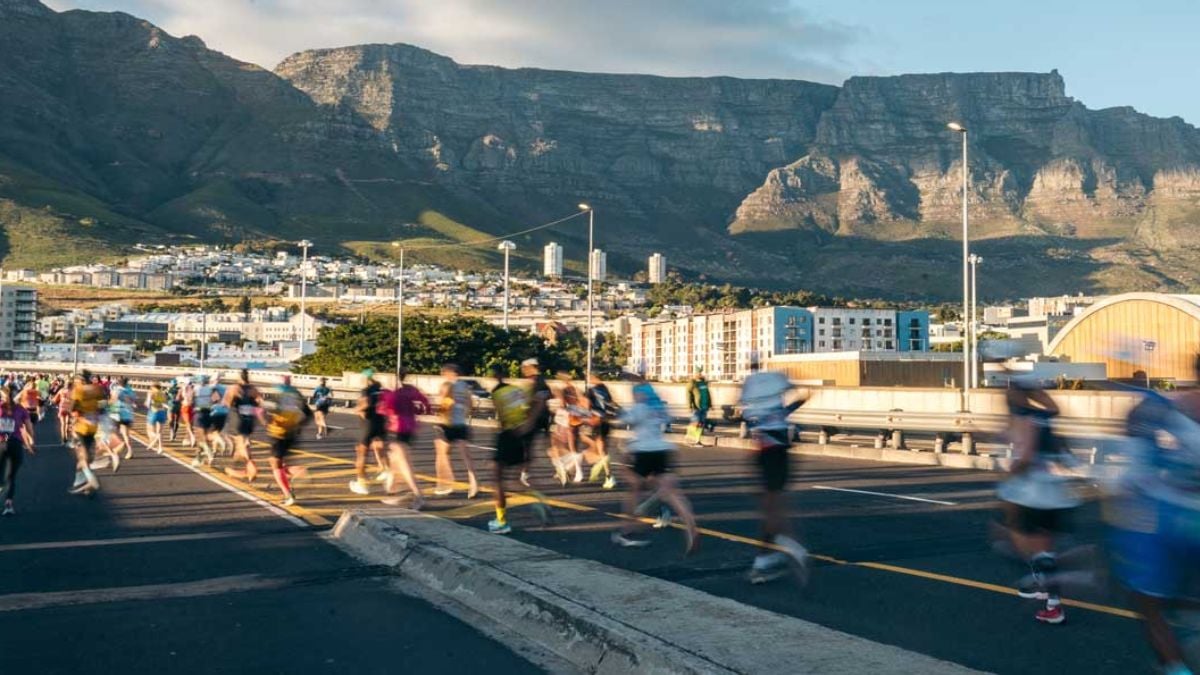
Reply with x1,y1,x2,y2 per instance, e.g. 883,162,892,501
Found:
543,243,563,278
629,306,928,382
0,285,38,360
648,253,666,284
590,249,607,282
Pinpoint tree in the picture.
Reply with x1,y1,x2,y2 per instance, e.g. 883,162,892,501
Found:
201,296,227,314
237,295,252,316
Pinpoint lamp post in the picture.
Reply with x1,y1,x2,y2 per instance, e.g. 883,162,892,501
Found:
948,122,970,409
72,324,80,376
297,239,313,360
498,240,516,329
578,203,595,382
391,242,404,378
969,253,982,388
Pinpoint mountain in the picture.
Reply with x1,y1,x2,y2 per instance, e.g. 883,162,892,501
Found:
2,0,1200,299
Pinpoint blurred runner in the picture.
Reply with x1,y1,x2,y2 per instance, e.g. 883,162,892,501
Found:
51,384,72,445
0,385,36,515
208,374,230,456
1108,364,1200,672
994,380,1081,625
520,358,552,488
166,378,182,442
224,370,265,484
67,371,103,495
433,363,478,498
110,377,141,460
191,374,218,467
310,377,333,439
262,376,312,506
584,372,617,490
19,379,40,424
379,369,427,508
738,353,810,585
350,369,388,496
179,375,197,448
686,368,712,447
612,373,698,553
145,381,168,455
552,371,588,485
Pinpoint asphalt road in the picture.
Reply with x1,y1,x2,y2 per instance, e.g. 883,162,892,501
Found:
2,409,1160,674
0,416,542,675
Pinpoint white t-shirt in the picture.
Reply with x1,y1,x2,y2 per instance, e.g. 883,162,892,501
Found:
739,371,792,431
621,402,672,453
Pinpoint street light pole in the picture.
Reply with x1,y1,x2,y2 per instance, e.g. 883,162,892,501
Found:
969,254,982,388
392,243,404,378
578,203,595,382
297,239,313,359
72,324,80,376
948,122,970,410
498,241,516,329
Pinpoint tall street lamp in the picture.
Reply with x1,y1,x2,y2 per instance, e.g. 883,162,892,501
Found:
948,122,970,410
498,240,516,329
969,253,983,388
578,203,595,382
391,242,405,378
297,239,313,360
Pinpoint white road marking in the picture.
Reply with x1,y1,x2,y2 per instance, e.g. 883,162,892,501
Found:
810,485,958,506
0,531,247,553
0,574,288,612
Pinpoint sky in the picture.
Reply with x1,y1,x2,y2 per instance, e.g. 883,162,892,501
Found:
44,0,1199,125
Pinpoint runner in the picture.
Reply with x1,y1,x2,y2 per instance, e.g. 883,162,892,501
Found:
191,374,217,467
19,379,40,424
1109,378,1200,673
166,378,182,442
993,380,1082,625
738,353,810,585
67,371,104,495
35,373,51,420
686,368,712,447
179,375,197,448
52,384,72,445
224,369,265,484
209,374,230,456
262,376,312,506
551,371,588,485
433,363,478,498
519,358,553,488
489,365,530,534
310,377,333,439
611,373,698,553
350,369,388,496
110,377,141,460
144,381,168,454
0,385,36,515
583,372,617,489
379,369,428,508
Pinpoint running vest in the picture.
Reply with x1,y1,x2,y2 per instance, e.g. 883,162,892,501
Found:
235,386,257,417
267,387,307,438
491,383,528,432
72,384,104,435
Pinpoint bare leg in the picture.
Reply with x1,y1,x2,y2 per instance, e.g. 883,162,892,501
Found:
434,438,455,493
455,439,478,497
1133,593,1187,668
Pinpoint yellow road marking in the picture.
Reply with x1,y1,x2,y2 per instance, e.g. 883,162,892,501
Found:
136,419,1142,622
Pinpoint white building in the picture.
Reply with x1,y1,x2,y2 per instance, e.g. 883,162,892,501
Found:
590,249,607,282
648,253,666,284
543,243,563,278
0,285,37,360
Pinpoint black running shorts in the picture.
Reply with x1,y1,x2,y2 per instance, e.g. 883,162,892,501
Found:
632,450,672,478
493,429,528,467
361,419,387,445
237,415,255,437
438,424,470,443
271,434,297,459
755,442,791,492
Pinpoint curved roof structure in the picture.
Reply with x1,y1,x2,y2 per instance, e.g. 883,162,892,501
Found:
1047,293,1200,382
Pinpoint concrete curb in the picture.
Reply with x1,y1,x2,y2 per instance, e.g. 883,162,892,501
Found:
330,510,987,675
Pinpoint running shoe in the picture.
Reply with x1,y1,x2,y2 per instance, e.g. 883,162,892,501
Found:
611,532,651,548
748,553,791,585
2,501,14,516
190,457,203,468
602,476,617,490
1017,573,1049,600
433,487,454,497
572,457,584,483
71,470,86,488
90,456,112,470
519,470,530,487
554,463,567,486
488,519,512,535
281,495,296,507
124,448,133,460
589,459,607,483
1035,605,1065,625
349,479,371,496
653,507,673,529
375,470,389,483
775,535,811,587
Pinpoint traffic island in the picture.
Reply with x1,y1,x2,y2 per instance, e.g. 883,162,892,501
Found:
329,509,985,675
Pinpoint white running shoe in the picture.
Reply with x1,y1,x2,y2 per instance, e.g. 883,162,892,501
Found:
774,535,811,587
190,457,203,468
519,470,531,487
433,487,454,497
90,457,111,470
2,501,14,516
611,532,651,548
72,470,86,488
348,479,371,496
375,471,389,483
654,507,674,529
124,449,133,460
380,495,403,506
281,495,296,507
488,519,512,535
602,476,617,490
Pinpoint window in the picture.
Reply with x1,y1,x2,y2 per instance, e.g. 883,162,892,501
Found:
818,340,825,348
863,318,871,326
818,317,825,324
886,341,894,349
819,329,825,336
884,318,893,326
849,318,856,325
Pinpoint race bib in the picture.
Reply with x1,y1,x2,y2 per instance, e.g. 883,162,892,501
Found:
0,418,15,433
238,405,256,416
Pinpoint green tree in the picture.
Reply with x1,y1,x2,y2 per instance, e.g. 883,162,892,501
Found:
237,295,252,316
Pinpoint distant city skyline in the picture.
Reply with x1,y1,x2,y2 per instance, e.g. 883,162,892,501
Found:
44,0,1199,125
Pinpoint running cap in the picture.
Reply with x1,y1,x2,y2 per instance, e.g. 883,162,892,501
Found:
362,367,375,378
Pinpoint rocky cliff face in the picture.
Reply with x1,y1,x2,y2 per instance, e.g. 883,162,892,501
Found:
3,0,1200,299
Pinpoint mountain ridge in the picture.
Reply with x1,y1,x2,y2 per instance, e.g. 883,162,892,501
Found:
2,0,1199,300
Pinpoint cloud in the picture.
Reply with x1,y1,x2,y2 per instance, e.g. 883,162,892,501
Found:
42,0,865,83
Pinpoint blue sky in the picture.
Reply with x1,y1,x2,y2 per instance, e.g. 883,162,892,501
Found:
45,0,1197,124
